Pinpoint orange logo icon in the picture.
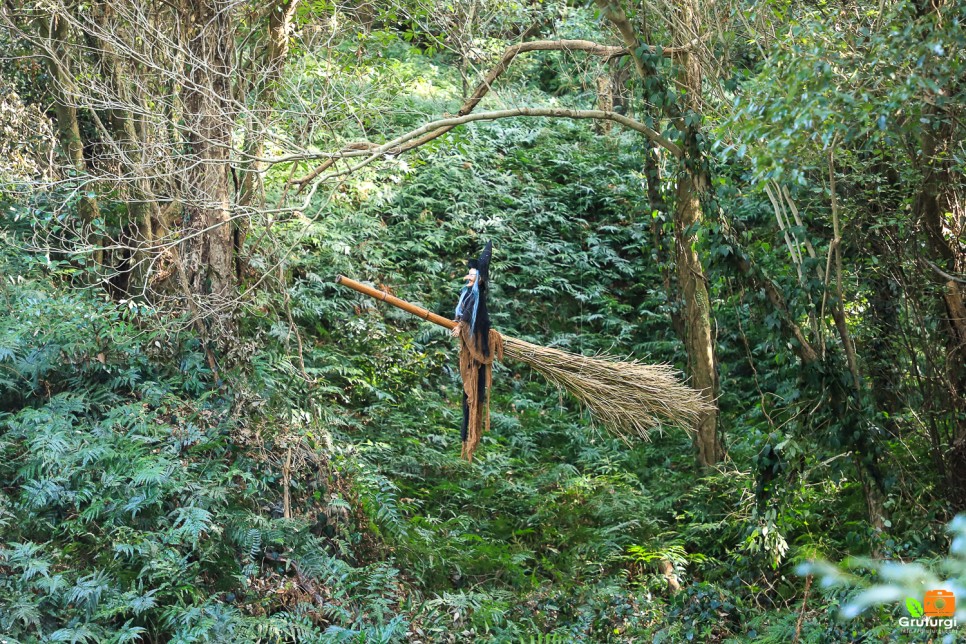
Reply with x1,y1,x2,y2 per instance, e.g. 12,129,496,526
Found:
924,590,955,617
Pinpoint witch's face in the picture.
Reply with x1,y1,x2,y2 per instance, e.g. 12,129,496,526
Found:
463,269,478,286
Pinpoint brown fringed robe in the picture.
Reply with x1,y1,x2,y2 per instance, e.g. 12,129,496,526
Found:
458,325,503,461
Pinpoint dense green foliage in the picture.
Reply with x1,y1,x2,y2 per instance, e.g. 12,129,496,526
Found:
2,0,965,642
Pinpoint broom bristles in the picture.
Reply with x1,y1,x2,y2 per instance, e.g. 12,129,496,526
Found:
501,336,714,442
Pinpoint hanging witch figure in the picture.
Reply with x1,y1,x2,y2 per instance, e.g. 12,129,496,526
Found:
451,242,503,461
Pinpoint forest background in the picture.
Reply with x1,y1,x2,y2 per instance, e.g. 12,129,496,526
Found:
0,0,964,641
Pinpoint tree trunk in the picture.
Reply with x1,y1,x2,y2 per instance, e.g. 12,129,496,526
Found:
916,114,966,510
42,13,101,261
643,142,685,341
181,0,237,334
595,74,614,134
87,3,154,295
237,1,298,279
675,172,722,466
671,0,723,466
595,0,722,465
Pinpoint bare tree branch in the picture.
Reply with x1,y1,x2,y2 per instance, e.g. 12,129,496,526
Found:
458,38,680,117
924,258,966,285
290,107,681,191
292,37,689,191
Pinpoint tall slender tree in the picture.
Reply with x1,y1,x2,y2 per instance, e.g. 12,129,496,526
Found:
595,0,723,465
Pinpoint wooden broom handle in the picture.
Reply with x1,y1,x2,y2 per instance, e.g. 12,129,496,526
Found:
335,275,458,330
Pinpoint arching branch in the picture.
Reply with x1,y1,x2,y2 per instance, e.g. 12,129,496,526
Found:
290,107,681,190
461,39,630,116
292,38,688,191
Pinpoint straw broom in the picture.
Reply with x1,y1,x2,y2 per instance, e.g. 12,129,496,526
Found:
335,276,714,441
